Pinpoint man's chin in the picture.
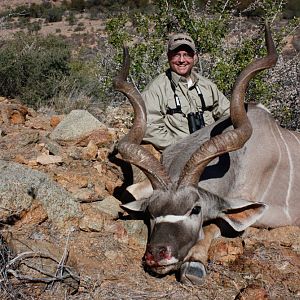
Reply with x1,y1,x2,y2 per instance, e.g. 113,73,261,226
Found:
176,70,189,77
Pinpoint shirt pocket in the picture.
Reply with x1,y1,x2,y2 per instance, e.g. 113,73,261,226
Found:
165,113,189,135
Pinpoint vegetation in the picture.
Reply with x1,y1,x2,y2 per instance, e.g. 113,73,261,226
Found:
0,33,102,110
0,34,71,107
0,0,299,129
105,0,299,129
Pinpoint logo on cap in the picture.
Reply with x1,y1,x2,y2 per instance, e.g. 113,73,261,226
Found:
168,33,196,52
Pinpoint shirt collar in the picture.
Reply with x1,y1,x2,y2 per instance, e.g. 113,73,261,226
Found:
169,69,199,87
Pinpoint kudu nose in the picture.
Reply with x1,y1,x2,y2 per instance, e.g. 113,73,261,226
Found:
158,246,168,258
145,244,171,263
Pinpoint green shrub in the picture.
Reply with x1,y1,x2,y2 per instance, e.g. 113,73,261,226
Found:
66,11,77,25
27,21,42,33
69,0,86,12
44,6,64,23
0,33,71,107
103,0,299,130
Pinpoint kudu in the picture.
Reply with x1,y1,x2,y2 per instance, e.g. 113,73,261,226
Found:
113,25,300,284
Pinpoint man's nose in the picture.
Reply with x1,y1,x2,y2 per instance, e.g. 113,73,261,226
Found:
178,55,185,62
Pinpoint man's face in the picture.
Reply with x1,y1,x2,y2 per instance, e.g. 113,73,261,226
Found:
168,46,196,77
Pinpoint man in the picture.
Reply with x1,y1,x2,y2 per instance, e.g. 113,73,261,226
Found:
142,33,230,151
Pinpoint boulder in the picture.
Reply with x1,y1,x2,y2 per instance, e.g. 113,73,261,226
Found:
49,110,105,145
0,160,81,226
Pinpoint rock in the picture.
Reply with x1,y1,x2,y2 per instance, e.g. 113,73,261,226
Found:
73,188,96,202
18,131,40,147
209,237,244,264
36,153,63,165
25,115,51,130
236,284,270,300
244,226,300,252
14,154,28,164
75,128,114,147
105,222,128,243
10,110,26,124
93,162,103,174
122,220,148,246
50,114,64,127
94,182,107,198
97,147,109,161
4,231,80,293
105,177,123,195
79,204,107,232
104,250,119,260
14,200,48,228
81,140,98,160
49,110,105,144
39,136,62,155
68,146,82,160
55,172,89,189
0,160,81,226
93,195,123,219
0,101,29,125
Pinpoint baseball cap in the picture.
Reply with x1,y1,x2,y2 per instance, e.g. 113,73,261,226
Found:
168,33,196,52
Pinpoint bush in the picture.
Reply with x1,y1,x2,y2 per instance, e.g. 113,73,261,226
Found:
0,33,71,107
69,0,86,12
27,21,42,33
104,0,300,130
44,6,64,23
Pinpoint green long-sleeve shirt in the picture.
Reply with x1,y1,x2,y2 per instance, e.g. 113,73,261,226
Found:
142,69,230,150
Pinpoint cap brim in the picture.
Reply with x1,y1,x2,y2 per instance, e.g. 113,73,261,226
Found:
169,42,195,52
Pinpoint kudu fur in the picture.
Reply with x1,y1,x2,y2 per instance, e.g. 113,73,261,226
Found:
113,25,300,284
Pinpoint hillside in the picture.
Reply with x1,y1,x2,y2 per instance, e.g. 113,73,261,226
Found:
0,95,299,299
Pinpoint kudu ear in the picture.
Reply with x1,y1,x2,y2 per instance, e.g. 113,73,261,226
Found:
218,200,268,232
126,179,153,201
120,198,150,213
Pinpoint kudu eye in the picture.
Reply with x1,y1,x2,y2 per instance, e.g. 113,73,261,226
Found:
191,206,201,215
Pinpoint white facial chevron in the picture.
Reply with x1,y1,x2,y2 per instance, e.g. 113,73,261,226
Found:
155,215,188,224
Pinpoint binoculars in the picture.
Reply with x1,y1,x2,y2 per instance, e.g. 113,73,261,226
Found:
187,111,205,133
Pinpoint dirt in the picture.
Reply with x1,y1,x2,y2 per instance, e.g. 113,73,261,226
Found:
0,98,299,300
0,1,106,42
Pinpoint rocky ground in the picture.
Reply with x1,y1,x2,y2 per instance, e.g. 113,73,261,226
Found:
0,97,299,299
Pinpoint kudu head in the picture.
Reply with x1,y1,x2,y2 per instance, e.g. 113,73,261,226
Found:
114,24,278,275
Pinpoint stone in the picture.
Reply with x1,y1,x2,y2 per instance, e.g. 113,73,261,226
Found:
39,136,62,155
93,195,123,219
18,131,40,147
209,237,244,264
36,153,63,165
50,115,64,127
25,115,52,131
122,220,148,246
0,160,81,226
73,188,96,202
236,284,270,300
79,204,107,232
75,128,114,147
14,200,48,228
49,110,104,144
81,140,98,160
10,110,25,124
55,172,89,189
